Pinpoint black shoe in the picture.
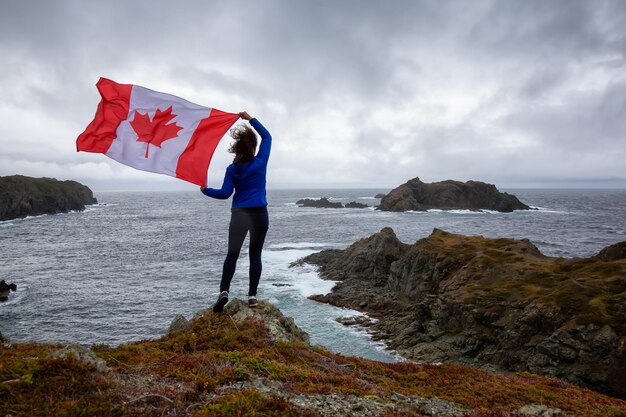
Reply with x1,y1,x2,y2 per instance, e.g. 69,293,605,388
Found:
248,296,258,308
213,291,229,313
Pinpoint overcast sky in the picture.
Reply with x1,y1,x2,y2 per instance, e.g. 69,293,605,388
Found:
1,0,625,191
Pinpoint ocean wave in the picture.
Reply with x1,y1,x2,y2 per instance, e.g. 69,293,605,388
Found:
0,204,108,225
332,311,405,362
297,196,337,200
0,213,47,225
530,206,568,214
426,209,500,214
267,242,339,251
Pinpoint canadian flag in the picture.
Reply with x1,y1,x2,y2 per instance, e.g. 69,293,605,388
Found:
77,78,239,186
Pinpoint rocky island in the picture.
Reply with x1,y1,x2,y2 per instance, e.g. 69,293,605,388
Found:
298,228,626,400
0,280,17,302
2,299,625,416
296,198,369,209
0,175,97,221
378,177,530,212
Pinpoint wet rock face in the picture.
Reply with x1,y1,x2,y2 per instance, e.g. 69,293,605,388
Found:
299,227,626,399
377,177,530,212
0,175,97,221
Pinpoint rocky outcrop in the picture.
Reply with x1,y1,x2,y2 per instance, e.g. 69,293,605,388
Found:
345,201,369,209
378,177,530,212
300,228,626,399
223,299,310,344
374,193,386,199
0,175,97,221
50,345,108,372
296,197,343,208
296,198,369,209
193,299,310,344
0,280,17,302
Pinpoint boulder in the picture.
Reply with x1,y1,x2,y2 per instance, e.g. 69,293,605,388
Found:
167,315,191,334
0,175,97,221
50,345,108,372
378,177,530,212
224,299,310,344
515,404,568,417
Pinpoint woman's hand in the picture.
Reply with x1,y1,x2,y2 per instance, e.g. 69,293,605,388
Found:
200,186,206,192
239,111,253,121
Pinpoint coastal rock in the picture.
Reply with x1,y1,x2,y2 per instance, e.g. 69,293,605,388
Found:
0,175,97,221
298,228,626,399
595,240,626,261
377,177,530,212
50,344,108,372
296,197,343,208
374,193,386,199
0,280,17,302
167,315,190,334
345,201,369,208
223,299,310,344
515,404,568,417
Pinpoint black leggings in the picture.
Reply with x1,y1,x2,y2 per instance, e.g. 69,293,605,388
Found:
220,207,269,296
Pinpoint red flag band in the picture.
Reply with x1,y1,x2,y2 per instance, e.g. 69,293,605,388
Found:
77,78,239,186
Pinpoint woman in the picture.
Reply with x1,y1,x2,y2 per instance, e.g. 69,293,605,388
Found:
200,111,271,312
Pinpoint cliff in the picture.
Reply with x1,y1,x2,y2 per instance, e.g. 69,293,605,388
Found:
378,177,530,212
0,175,97,221
300,228,626,400
2,299,625,416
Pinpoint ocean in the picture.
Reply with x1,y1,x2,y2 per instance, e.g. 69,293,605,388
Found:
1,188,625,362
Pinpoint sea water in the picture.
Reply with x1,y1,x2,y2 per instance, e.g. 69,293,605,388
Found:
1,188,625,362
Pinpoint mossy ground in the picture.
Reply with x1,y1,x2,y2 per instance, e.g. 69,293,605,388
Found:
2,310,625,416
428,230,626,334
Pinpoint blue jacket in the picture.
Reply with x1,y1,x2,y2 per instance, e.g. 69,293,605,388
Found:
202,118,271,208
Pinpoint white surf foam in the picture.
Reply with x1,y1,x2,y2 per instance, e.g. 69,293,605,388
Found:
427,208,497,214
530,206,568,214
262,247,338,298
268,242,339,250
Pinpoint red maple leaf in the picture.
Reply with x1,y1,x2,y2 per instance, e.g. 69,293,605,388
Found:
130,106,183,158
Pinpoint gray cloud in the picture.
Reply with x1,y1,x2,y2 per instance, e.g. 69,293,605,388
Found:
0,0,625,190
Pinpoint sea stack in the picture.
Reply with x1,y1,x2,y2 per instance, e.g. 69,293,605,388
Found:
377,177,530,212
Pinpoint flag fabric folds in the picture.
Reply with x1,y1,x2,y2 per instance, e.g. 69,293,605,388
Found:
77,77,239,186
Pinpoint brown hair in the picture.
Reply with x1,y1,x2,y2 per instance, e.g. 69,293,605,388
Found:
228,125,258,164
